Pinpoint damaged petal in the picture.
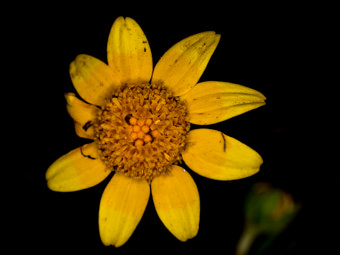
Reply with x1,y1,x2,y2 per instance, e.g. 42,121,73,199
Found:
80,145,96,160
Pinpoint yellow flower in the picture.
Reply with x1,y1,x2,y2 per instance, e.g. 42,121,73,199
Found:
46,16,266,247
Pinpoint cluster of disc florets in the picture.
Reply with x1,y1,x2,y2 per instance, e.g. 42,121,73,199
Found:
94,82,190,182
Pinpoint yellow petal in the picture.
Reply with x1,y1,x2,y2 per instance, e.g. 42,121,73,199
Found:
99,174,150,247
46,143,110,192
65,93,99,139
181,81,266,125
107,16,153,84
152,31,220,97
151,165,200,242
182,129,263,180
69,54,120,106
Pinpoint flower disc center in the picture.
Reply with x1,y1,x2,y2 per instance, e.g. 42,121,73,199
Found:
94,82,190,182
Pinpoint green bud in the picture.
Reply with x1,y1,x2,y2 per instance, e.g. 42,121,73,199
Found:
244,182,299,234
236,183,300,255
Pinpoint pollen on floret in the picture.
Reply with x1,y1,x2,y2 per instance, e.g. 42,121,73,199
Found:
151,130,159,138
94,82,190,182
135,139,144,146
144,134,152,143
129,117,138,125
141,125,149,133
137,131,145,139
133,125,141,132
145,118,153,126
131,132,138,140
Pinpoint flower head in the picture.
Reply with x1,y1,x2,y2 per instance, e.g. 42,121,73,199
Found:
46,16,266,247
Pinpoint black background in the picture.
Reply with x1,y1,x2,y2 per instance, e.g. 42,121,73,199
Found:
13,2,335,254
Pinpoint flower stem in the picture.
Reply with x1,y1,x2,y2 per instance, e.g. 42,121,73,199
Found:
235,226,259,255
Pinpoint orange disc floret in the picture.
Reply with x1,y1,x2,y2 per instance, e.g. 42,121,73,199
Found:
94,82,190,182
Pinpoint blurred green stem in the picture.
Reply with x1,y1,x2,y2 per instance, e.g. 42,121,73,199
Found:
236,225,259,255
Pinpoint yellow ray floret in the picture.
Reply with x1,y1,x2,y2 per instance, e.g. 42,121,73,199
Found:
151,165,200,242
107,16,153,84
152,31,220,97
99,174,150,247
65,92,99,139
46,143,110,192
69,54,120,106
181,81,266,125
182,129,263,180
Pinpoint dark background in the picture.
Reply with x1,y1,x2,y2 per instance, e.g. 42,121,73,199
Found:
14,2,335,254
